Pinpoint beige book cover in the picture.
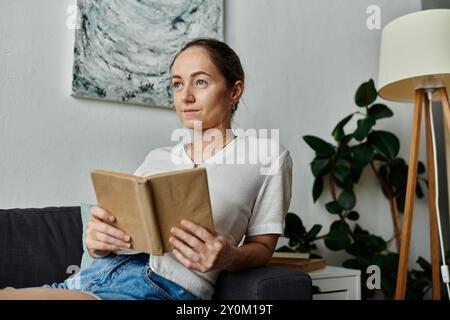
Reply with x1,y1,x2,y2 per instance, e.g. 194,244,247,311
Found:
91,167,215,256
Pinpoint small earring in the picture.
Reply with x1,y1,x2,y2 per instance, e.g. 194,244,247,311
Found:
232,103,238,111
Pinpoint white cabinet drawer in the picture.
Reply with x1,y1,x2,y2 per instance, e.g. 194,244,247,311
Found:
313,277,355,293
313,290,349,300
308,266,361,300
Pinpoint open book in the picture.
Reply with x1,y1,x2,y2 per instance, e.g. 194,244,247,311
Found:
90,167,215,256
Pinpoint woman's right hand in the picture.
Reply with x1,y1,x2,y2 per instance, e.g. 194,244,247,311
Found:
86,206,131,259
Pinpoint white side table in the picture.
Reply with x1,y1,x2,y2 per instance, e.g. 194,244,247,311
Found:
307,266,361,300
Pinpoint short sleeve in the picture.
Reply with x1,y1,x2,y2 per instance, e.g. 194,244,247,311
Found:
133,149,155,176
246,149,293,237
134,157,148,176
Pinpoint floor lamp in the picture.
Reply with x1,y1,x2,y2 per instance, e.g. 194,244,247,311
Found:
377,9,450,300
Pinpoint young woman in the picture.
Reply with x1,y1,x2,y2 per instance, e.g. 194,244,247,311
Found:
0,38,293,300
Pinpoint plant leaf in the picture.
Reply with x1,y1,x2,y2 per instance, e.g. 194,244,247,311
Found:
353,116,376,141
332,114,354,142
338,189,356,210
368,130,400,160
312,177,324,202
416,182,424,198
416,256,431,272
304,224,322,242
418,161,425,174
343,258,367,270
325,233,351,251
355,79,377,107
387,162,407,194
329,220,351,233
284,213,306,241
347,233,386,257
352,143,374,171
303,135,336,157
325,221,352,250
368,104,393,120
396,194,405,213
332,165,354,189
311,158,330,177
340,134,354,147
325,200,344,214
347,210,360,221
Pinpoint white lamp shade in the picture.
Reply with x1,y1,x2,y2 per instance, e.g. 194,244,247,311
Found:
378,9,450,102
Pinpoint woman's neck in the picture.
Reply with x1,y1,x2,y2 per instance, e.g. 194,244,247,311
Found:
192,128,234,147
188,126,236,164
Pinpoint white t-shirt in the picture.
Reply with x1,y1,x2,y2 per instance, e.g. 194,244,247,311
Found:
133,130,293,300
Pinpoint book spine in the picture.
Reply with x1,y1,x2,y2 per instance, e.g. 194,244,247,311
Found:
135,179,163,255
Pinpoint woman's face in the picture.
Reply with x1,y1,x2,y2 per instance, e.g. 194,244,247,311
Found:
171,46,234,130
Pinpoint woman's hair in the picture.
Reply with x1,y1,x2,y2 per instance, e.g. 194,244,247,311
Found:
170,38,245,115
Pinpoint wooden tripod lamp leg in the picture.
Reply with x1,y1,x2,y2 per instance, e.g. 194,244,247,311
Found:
439,88,450,230
395,89,424,300
439,88,450,138
424,94,441,300
442,88,450,244
441,87,450,132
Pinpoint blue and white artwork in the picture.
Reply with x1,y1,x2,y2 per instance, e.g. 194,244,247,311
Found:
72,0,224,108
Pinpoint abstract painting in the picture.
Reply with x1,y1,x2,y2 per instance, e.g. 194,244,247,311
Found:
72,0,224,109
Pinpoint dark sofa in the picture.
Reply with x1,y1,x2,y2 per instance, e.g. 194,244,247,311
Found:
0,206,312,300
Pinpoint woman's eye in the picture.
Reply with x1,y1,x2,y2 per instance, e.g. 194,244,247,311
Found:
172,82,182,89
195,79,207,87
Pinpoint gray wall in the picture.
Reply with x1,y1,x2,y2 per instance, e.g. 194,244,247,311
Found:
1,0,430,268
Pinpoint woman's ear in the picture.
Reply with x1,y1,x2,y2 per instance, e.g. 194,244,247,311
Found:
230,80,244,103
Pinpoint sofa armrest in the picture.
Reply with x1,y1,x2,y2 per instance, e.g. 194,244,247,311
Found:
213,266,312,300
0,207,83,288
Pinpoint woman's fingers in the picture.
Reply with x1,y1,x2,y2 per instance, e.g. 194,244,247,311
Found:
89,206,115,223
85,206,131,258
169,236,200,262
170,226,204,249
94,232,131,249
88,206,130,242
85,238,125,253
180,219,214,242
88,217,130,242
172,248,196,269
85,217,131,258
169,220,232,272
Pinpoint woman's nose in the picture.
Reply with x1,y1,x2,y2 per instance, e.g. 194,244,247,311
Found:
182,86,195,103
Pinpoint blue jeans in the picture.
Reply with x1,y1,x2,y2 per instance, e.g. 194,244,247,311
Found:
42,253,200,300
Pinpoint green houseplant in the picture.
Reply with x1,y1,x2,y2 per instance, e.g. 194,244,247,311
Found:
277,79,449,299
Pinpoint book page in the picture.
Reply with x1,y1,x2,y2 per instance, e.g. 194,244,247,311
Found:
147,168,215,252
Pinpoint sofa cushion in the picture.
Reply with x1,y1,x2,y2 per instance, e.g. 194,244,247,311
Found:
214,266,312,300
0,207,83,288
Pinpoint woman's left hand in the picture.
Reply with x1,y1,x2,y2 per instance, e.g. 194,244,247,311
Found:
169,219,235,273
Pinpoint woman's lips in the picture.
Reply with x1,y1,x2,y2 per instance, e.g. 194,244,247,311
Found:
183,110,200,115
